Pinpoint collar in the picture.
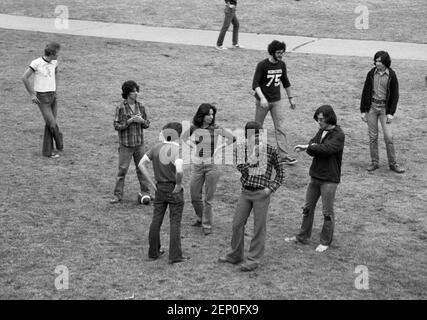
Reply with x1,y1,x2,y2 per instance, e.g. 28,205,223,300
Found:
42,56,52,63
375,68,389,76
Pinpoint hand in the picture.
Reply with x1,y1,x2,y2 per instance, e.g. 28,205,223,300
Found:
132,115,144,123
172,184,183,194
260,97,269,108
229,4,236,9
31,94,40,105
263,188,272,197
294,144,308,152
289,97,296,109
386,114,393,124
361,113,367,122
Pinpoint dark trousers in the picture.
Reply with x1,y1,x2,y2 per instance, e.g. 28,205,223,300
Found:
216,6,239,46
113,144,150,198
148,183,185,261
297,177,338,246
37,92,63,156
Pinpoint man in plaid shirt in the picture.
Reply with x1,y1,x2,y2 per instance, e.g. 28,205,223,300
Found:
219,121,285,272
110,80,151,204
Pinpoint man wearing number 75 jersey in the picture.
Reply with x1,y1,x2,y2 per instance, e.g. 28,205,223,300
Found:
252,40,297,165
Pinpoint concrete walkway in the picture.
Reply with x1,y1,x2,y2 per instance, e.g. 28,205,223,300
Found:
1,14,426,61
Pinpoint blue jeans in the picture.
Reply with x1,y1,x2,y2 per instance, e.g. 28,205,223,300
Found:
113,144,150,199
366,104,396,166
216,6,239,46
226,189,271,266
297,177,338,246
148,183,184,261
190,163,220,229
37,92,63,156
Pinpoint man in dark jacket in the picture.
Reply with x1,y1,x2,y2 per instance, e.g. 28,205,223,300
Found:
360,51,405,173
285,105,344,252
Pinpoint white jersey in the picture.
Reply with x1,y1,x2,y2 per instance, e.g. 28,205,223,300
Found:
29,57,58,92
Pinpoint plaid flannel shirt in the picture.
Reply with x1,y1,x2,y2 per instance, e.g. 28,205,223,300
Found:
113,100,150,147
235,142,285,192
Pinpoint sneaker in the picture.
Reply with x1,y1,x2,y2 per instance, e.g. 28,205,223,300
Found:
284,236,298,243
366,163,379,171
168,256,190,264
282,156,298,165
315,244,329,252
202,227,212,235
240,262,258,272
389,164,405,173
218,256,242,265
148,250,165,261
48,153,60,159
109,196,122,204
215,45,228,50
232,44,244,49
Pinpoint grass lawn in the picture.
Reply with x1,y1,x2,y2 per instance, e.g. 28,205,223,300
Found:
0,0,426,43
0,28,426,300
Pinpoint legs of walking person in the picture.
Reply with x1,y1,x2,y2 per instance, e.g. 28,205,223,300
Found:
202,164,220,230
378,110,397,166
113,145,133,200
319,182,338,246
168,189,185,262
231,10,239,45
216,6,233,47
37,92,57,156
190,164,205,224
148,188,168,259
246,190,271,267
134,144,150,193
296,178,321,243
50,94,63,151
366,106,380,166
270,100,290,159
226,191,252,263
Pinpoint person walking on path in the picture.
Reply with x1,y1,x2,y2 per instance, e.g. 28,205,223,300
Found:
216,0,241,50
218,121,285,272
138,122,189,264
285,105,345,253
181,103,235,235
252,40,298,165
22,42,63,158
360,51,405,173
110,80,151,204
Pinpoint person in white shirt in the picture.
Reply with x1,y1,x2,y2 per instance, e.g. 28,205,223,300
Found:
22,42,63,158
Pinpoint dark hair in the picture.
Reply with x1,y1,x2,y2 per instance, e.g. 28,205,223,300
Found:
192,103,217,128
374,51,391,68
244,121,263,139
267,40,286,56
44,42,61,56
121,80,140,99
162,122,183,141
313,105,337,126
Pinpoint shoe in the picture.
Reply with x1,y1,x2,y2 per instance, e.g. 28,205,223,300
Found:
191,220,202,227
240,262,258,272
282,156,297,165
203,227,212,235
168,256,190,264
366,163,379,172
218,256,242,265
109,196,122,204
148,250,165,261
285,236,309,244
47,153,60,159
315,244,329,252
232,44,244,49
389,164,405,173
215,45,228,50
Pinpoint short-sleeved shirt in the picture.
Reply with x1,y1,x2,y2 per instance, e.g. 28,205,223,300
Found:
146,142,181,183
29,57,58,92
252,58,291,102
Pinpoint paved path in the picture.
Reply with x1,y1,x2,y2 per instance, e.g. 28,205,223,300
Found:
1,14,426,61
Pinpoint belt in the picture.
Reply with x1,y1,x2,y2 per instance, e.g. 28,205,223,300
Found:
243,185,264,191
372,98,386,104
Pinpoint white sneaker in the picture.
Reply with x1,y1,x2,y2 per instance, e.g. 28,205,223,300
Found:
215,45,228,50
315,244,329,252
232,44,244,49
284,236,297,243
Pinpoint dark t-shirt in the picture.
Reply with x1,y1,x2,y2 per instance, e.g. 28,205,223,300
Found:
252,58,291,102
146,142,180,183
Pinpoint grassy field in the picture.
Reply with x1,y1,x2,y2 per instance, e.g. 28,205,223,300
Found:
0,0,426,43
0,28,426,300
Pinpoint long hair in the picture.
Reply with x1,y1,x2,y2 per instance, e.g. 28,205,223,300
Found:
192,103,217,128
267,40,286,56
313,105,337,126
121,80,140,99
374,51,391,68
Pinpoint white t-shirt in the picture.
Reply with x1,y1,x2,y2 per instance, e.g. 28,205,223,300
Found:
29,57,58,92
